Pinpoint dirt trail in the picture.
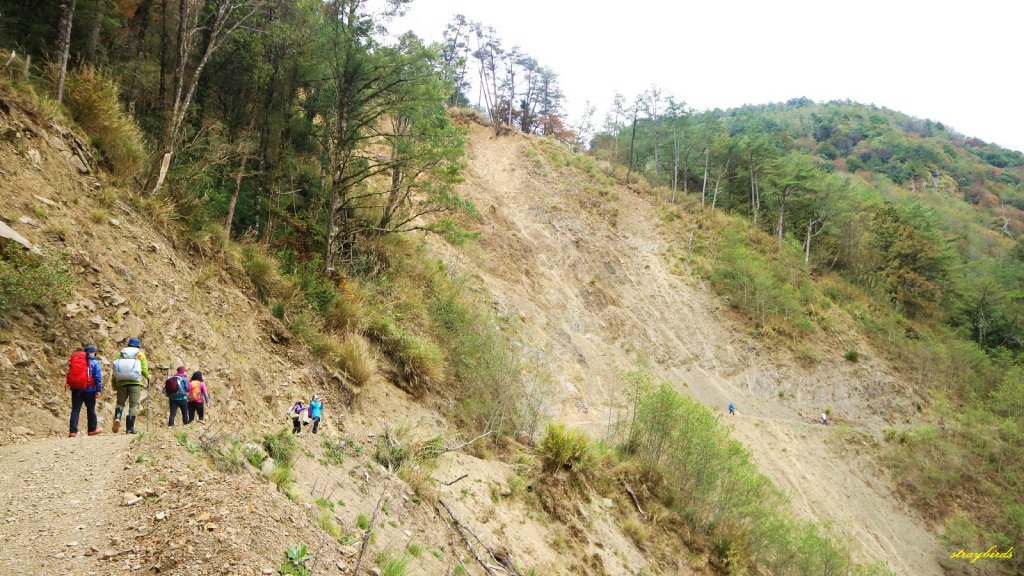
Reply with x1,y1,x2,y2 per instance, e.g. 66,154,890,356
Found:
431,126,943,575
0,434,133,575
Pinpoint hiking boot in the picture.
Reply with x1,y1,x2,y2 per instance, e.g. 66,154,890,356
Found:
112,406,123,432
125,416,136,434
68,432,77,438
87,429,102,436
112,419,120,433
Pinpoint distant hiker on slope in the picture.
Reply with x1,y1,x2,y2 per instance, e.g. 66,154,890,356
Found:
165,366,191,426
66,344,103,437
821,412,829,425
309,394,323,434
728,402,735,416
111,337,150,434
186,371,210,424
289,401,304,435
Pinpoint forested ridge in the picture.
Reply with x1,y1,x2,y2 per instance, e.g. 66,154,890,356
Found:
1,0,1022,574
593,91,1024,566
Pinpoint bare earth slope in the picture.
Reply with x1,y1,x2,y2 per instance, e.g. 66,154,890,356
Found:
429,124,943,575
0,96,659,576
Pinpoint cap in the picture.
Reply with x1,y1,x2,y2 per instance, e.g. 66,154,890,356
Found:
176,365,187,374
128,337,141,347
83,345,97,354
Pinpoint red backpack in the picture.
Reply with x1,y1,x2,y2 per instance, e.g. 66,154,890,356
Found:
66,351,93,391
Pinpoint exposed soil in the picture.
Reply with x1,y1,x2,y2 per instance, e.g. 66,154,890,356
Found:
427,124,945,575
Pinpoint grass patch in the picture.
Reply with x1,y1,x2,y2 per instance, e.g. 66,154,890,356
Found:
376,549,411,576
65,65,146,178
263,428,300,467
539,422,592,474
0,246,75,315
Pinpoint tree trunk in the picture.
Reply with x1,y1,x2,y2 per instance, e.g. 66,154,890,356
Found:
158,0,169,109
804,220,813,267
776,189,788,242
700,146,709,205
671,129,679,203
225,150,250,236
86,0,104,62
54,0,77,103
711,157,730,209
625,108,638,184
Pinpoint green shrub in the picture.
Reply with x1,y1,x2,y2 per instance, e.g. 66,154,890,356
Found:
844,349,860,362
268,463,294,490
356,513,370,530
263,428,300,467
241,245,283,302
65,66,146,178
278,544,312,576
320,439,345,466
540,422,592,473
0,247,74,314
315,509,341,539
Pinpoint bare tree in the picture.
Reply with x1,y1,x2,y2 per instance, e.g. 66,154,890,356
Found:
151,0,267,194
54,0,77,103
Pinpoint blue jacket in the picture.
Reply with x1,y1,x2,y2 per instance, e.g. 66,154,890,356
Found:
85,354,103,393
310,400,323,419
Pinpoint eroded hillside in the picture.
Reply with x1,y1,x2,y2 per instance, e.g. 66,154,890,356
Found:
428,123,946,575
0,90,666,576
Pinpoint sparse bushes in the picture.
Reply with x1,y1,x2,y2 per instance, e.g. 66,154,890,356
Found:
0,246,74,315
65,66,146,178
610,379,885,575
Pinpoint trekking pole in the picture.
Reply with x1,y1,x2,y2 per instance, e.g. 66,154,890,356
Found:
146,377,151,433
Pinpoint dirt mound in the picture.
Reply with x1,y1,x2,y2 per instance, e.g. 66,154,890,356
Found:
427,124,944,575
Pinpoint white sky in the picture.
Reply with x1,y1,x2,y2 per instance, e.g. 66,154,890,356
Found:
389,0,1024,152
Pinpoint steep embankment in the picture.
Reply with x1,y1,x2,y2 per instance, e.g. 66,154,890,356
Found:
0,93,664,575
429,124,944,575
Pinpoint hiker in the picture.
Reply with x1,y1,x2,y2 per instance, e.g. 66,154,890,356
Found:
728,402,735,416
309,394,323,434
289,401,304,435
111,337,150,434
66,344,103,437
186,371,210,424
165,366,191,426
821,412,828,425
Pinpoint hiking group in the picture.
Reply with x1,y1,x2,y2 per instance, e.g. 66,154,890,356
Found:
289,395,324,435
64,338,211,436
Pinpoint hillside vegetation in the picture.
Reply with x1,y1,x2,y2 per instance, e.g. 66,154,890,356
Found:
594,94,1024,573
1,1,1020,574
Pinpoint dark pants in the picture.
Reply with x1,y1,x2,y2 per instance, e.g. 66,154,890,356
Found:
187,402,204,423
311,416,321,434
168,399,189,426
292,417,301,434
69,390,98,433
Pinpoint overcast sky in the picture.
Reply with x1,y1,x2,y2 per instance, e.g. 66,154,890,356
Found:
388,0,1024,152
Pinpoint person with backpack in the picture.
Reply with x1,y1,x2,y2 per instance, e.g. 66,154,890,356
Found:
308,394,323,434
165,366,191,426
65,345,103,437
289,401,304,435
186,371,210,424
728,402,735,416
111,337,150,434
